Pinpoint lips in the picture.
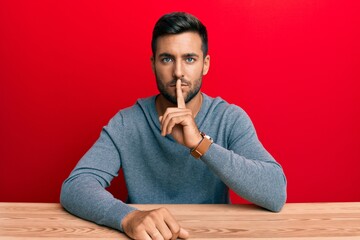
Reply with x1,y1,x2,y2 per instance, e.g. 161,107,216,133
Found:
169,84,189,87
168,79,191,88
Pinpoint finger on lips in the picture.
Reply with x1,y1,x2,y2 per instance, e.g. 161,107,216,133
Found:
159,79,187,136
176,79,186,109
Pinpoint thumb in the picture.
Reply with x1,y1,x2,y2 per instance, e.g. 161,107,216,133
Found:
179,227,190,239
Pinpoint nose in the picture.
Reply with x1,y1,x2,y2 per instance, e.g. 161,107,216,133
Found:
173,60,183,80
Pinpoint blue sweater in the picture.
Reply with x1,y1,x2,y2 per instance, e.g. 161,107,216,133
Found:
60,93,287,232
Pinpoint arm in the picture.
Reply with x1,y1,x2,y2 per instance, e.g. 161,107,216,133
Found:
201,108,287,212
61,113,189,239
60,125,137,232
160,80,286,212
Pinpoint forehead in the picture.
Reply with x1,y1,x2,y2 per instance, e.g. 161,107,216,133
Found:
155,32,203,57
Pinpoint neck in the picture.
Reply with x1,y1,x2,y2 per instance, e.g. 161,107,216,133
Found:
156,92,203,117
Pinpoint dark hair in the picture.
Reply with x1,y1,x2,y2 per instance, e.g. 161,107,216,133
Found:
151,12,208,57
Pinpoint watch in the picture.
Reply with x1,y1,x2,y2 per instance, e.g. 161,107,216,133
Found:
190,132,213,159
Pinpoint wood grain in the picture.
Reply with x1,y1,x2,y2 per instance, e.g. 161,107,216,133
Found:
0,202,360,239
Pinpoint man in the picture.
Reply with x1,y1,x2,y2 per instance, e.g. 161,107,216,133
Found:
61,12,287,240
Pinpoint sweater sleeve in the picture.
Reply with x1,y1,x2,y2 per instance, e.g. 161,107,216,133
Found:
200,106,287,212
60,116,136,232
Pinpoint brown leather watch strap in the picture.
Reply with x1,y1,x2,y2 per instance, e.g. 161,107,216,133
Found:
190,132,213,159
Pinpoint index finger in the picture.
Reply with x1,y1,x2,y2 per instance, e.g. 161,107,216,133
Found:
176,79,186,109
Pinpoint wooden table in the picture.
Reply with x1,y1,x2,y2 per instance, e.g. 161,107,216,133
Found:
1,202,360,239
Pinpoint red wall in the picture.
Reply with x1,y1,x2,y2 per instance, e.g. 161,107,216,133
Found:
1,0,359,203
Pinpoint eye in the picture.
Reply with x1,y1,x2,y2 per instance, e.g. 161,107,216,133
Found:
186,57,195,63
161,57,173,63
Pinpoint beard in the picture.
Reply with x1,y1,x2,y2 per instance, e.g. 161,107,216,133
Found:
155,70,203,105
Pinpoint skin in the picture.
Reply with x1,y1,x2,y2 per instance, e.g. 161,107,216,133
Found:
122,31,210,240
154,32,210,149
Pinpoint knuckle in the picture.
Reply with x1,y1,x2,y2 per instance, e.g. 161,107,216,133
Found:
154,235,164,240
173,224,180,234
163,231,173,240
143,218,151,226
162,115,169,122
158,207,168,213
133,224,144,233
168,112,177,118
148,211,158,219
164,108,176,115
143,215,155,224
168,118,176,125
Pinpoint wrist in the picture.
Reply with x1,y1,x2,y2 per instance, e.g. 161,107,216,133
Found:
189,132,203,149
121,210,140,232
190,132,213,159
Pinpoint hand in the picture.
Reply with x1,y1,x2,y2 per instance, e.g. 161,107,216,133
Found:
122,207,190,240
159,79,202,149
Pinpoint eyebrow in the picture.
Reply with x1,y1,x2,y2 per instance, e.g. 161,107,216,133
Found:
158,53,173,58
158,52,200,58
183,53,199,58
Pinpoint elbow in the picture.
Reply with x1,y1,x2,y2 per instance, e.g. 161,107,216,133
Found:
268,179,287,212
269,192,286,212
59,181,69,209
269,166,287,212
262,190,286,213
247,181,287,213
60,179,74,211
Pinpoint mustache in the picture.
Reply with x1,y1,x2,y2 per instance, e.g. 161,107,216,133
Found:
167,78,191,87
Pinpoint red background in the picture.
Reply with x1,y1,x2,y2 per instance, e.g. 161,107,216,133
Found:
1,0,359,204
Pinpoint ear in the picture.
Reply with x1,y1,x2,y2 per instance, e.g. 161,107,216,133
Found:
150,56,155,73
202,55,210,75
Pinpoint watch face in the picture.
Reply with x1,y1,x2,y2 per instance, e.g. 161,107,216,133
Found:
191,132,213,159
204,134,213,142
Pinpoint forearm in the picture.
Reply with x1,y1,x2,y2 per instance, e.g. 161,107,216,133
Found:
201,143,287,212
60,175,136,232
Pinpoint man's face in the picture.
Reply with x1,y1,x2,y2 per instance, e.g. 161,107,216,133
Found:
152,32,210,104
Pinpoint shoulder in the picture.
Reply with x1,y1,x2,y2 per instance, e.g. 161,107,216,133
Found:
202,94,255,142
203,93,250,123
106,96,156,129
203,94,257,145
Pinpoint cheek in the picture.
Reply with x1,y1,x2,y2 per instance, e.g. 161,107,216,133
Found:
155,65,172,79
186,64,204,77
